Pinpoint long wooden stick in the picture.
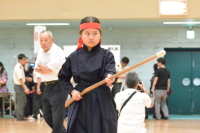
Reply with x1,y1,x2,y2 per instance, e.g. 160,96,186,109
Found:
65,50,166,107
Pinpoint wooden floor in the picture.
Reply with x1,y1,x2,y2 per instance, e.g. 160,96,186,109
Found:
1,117,200,133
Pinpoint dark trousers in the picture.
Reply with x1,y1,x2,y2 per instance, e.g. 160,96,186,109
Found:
14,84,27,120
42,82,67,133
33,82,45,116
24,81,34,116
112,83,122,98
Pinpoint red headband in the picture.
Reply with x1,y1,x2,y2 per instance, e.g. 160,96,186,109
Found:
77,23,101,50
80,23,101,30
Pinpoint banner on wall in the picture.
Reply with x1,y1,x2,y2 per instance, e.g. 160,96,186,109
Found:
63,45,120,64
34,26,46,54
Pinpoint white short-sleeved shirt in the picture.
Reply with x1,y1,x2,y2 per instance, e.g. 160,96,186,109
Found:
13,63,25,85
115,89,151,133
35,43,65,82
116,64,128,83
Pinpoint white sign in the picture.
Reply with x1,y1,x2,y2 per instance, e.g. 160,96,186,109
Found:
63,45,120,64
34,26,46,53
159,0,187,15
101,45,120,64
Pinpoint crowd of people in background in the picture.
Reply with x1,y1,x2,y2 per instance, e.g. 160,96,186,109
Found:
0,55,171,128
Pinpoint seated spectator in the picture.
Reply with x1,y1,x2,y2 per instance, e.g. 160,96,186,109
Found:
0,62,8,93
115,72,153,133
0,61,8,117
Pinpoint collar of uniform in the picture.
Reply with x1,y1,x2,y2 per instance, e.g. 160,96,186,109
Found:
117,63,128,69
42,43,55,54
82,44,100,52
118,63,122,68
17,62,23,69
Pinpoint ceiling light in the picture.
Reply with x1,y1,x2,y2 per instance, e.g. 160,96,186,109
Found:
26,23,70,26
163,22,200,24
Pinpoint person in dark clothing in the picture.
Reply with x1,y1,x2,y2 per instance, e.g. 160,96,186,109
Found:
149,63,158,119
151,57,170,120
24,58,34,117
150,63,158,94
149,63,167,119
59,16,117,133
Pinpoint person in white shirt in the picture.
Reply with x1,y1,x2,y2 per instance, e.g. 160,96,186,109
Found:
112,57,129,98
35,30,66,133
115,72,153,133
13,54,30,121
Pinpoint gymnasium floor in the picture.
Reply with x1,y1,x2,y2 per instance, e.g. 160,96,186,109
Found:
1,115,200,133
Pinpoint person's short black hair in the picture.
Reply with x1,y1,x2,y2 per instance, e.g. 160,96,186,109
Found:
121,57,129,64
126,72,139,88
157,57,166,65
18,54,26,60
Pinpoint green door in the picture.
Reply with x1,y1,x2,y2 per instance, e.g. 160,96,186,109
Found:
165,50,192,114
165,49,200,114
191,51,200,114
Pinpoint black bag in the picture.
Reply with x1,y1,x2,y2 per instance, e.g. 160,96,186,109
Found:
118,91,137,118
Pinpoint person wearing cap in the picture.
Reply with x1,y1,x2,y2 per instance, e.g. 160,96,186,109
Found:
34,30,66,133
13,54,30,121
59,16,117,133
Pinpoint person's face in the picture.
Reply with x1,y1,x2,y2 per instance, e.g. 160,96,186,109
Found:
40,33,54,52
19,57,27,65
121,62,128,68
81,29,101,49
0,66,2,71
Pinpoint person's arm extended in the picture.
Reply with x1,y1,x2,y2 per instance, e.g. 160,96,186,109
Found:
151,77,158,93
167,79,170,92
19,79,30,94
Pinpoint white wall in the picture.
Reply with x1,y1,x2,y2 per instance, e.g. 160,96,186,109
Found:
1,27,200,93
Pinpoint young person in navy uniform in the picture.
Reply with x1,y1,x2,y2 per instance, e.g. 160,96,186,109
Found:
35,31,66,133
59,16,117,133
